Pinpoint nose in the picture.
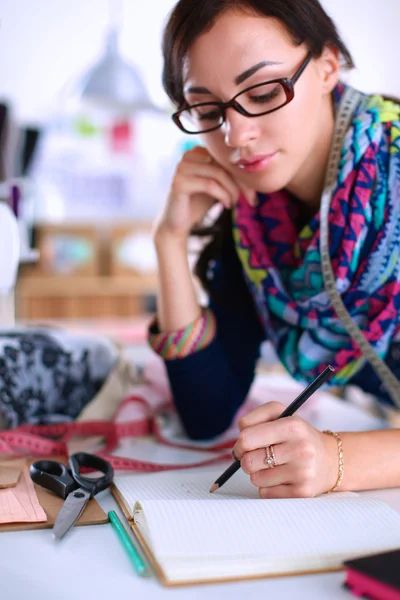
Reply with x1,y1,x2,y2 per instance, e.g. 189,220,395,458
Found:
223,107,259,148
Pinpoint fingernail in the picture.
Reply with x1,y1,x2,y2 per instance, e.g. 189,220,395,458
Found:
232,449,238,461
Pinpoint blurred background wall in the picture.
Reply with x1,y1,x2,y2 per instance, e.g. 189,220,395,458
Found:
0,0,399,124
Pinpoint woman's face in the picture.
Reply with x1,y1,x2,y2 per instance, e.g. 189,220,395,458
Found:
183,9,340,196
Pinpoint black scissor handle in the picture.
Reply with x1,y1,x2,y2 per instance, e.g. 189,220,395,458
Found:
69,453,114,497
29,460,77,499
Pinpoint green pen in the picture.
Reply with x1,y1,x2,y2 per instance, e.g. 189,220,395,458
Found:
108,510,150,577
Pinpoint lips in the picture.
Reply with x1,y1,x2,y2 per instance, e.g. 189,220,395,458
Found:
235,153,277,173
237,154,272,166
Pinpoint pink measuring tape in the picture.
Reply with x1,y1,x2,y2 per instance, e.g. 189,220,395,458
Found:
0,394,234,472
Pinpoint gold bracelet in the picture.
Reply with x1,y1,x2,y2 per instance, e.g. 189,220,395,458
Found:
323,430,344,493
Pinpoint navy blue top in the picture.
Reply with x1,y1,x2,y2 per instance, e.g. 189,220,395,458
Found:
160,232,400,440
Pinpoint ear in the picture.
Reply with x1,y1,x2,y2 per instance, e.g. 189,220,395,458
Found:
318,46,341,94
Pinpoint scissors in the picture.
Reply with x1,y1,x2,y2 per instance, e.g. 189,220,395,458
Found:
29,452,114,541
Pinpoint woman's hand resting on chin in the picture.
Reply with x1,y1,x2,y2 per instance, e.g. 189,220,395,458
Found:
153,146,256,243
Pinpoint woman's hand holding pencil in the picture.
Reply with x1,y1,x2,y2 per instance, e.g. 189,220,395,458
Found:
232,401,340,498
210,366,341,498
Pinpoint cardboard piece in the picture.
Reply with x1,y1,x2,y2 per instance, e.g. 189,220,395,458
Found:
0,458,26,488
0,456,108,533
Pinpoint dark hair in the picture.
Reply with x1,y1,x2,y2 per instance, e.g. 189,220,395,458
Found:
161,0,355,295
162,0,354,107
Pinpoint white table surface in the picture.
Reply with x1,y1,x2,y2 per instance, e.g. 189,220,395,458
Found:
1,487,400,600
1,391,399,600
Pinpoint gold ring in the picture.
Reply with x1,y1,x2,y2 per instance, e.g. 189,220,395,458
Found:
265,445,277,468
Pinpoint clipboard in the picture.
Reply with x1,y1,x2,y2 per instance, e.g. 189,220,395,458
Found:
0,456,108,533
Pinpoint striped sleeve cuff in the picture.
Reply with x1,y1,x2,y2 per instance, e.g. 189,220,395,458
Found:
148,308,216,360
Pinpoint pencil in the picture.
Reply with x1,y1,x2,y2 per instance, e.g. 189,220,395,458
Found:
209,365,335,493
108,510,151,577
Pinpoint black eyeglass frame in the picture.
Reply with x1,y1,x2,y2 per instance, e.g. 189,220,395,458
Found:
172,52,313,134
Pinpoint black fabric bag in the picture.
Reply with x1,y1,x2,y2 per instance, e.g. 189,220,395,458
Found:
0,327,117,428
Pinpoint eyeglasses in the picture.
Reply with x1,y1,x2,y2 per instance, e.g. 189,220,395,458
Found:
172,53,313,134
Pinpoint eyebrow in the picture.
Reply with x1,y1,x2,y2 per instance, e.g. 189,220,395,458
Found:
235,60,282,85
184,60,282,95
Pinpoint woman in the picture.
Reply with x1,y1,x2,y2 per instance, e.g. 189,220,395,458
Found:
149,0,400,497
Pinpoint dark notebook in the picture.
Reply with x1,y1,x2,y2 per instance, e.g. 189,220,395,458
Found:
344,548,400,599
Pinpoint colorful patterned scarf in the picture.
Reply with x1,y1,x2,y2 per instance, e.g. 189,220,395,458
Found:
233,84,400,387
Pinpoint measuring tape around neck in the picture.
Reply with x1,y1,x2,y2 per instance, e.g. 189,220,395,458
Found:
320,87,400,409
